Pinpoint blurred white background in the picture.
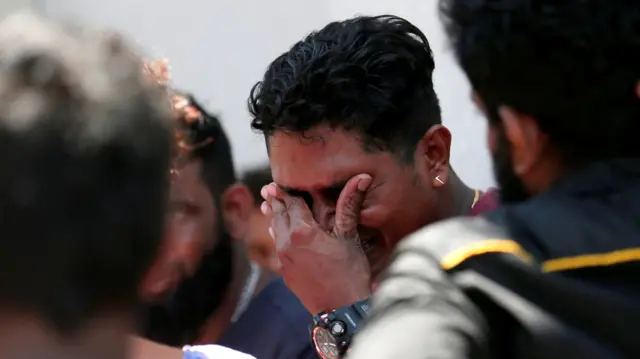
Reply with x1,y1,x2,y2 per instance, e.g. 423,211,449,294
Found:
4,0,494,188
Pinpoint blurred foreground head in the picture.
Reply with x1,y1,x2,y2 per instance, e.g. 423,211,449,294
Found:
0,12,174,351
440,0,640,202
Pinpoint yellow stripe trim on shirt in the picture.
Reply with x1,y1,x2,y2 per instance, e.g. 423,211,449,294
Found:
439,239,640,272
440,239,534,270
541,247,640,272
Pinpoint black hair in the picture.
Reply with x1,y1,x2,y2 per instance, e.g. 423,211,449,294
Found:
241,165,273,206
249,15,441,162
440,0,640,164
0,14,174,333
179,94,236,198
139,94,236,346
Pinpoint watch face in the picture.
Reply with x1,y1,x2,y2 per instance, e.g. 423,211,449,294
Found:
312,326,340,359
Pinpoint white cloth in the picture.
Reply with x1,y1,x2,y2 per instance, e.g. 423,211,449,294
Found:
183,345,256,359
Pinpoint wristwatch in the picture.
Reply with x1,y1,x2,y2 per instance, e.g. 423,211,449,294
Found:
310,298,371,359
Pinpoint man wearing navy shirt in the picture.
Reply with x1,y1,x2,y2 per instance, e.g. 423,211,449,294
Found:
219,278,317,359
250,15,499,358
218,167,317,359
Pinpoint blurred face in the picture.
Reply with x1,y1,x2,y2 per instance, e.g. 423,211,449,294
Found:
475,93,549,203
488,125,531,204
244,207,278,272
268,125,447,279
140,159,217,301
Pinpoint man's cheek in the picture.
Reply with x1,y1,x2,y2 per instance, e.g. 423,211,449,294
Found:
358,204,385,230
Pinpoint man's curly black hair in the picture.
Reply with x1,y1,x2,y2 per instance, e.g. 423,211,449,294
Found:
249,15,441,162
440,0,640,164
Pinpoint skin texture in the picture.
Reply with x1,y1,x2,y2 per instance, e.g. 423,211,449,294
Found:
129,337,182,359
474,95,563,202
261,124,459,313
262,174,372,314
140,160,217,301
244,207,278,273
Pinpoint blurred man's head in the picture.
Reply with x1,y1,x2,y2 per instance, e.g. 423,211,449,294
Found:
240,165,277,272
138,86,241,345
440,0,640,202
249,15,447,277
0,13,173,355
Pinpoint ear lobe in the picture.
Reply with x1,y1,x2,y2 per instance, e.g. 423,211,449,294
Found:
221,183,254,241
498,106,543,175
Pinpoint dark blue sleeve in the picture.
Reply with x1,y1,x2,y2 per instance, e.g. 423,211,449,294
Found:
219,278,318,359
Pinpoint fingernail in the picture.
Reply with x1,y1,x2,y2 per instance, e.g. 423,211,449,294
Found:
268,226,275,240
260,186,268,200
357,175,372,192
260,201,269,215
266,184,276,197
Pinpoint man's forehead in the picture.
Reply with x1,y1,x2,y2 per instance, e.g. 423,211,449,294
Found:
268,126,372,191
277,176,349,193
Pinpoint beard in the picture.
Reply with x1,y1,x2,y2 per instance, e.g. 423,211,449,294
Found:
138,228,234,346
491,127,532,204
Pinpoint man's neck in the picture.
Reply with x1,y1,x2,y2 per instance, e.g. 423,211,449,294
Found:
444,172,478,218
1,312,131,359
195,242,252,344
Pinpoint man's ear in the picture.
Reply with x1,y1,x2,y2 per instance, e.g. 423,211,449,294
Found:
415,124,452,188
498,106,546,176
221,183,254,241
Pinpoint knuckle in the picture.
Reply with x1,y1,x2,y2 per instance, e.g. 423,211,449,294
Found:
290,223,314,245
343,194,362,212
292,196,306,208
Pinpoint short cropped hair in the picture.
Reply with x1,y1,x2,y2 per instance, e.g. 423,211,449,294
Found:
0,13,174,333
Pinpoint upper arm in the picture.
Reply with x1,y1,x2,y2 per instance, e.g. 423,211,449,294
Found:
347,246,491,359
347,218,519,359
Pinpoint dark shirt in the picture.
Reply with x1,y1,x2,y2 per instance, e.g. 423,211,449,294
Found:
219,277,318,359
349,159,640,359
220,188,498,359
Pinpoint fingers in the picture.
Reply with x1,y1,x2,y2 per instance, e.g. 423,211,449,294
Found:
334,174,372,238
260,182,314,224
260,182,286,202
269,199,290,251
260,182,287,219
281,194,314,224
260,184,290,252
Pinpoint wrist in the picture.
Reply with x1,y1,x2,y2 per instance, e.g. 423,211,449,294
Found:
314,288,371,315
310,298,371,359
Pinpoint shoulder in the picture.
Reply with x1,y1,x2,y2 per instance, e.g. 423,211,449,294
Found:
218,277,312,357
396,215,532,271
183,345,256,359
256,277,310,322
